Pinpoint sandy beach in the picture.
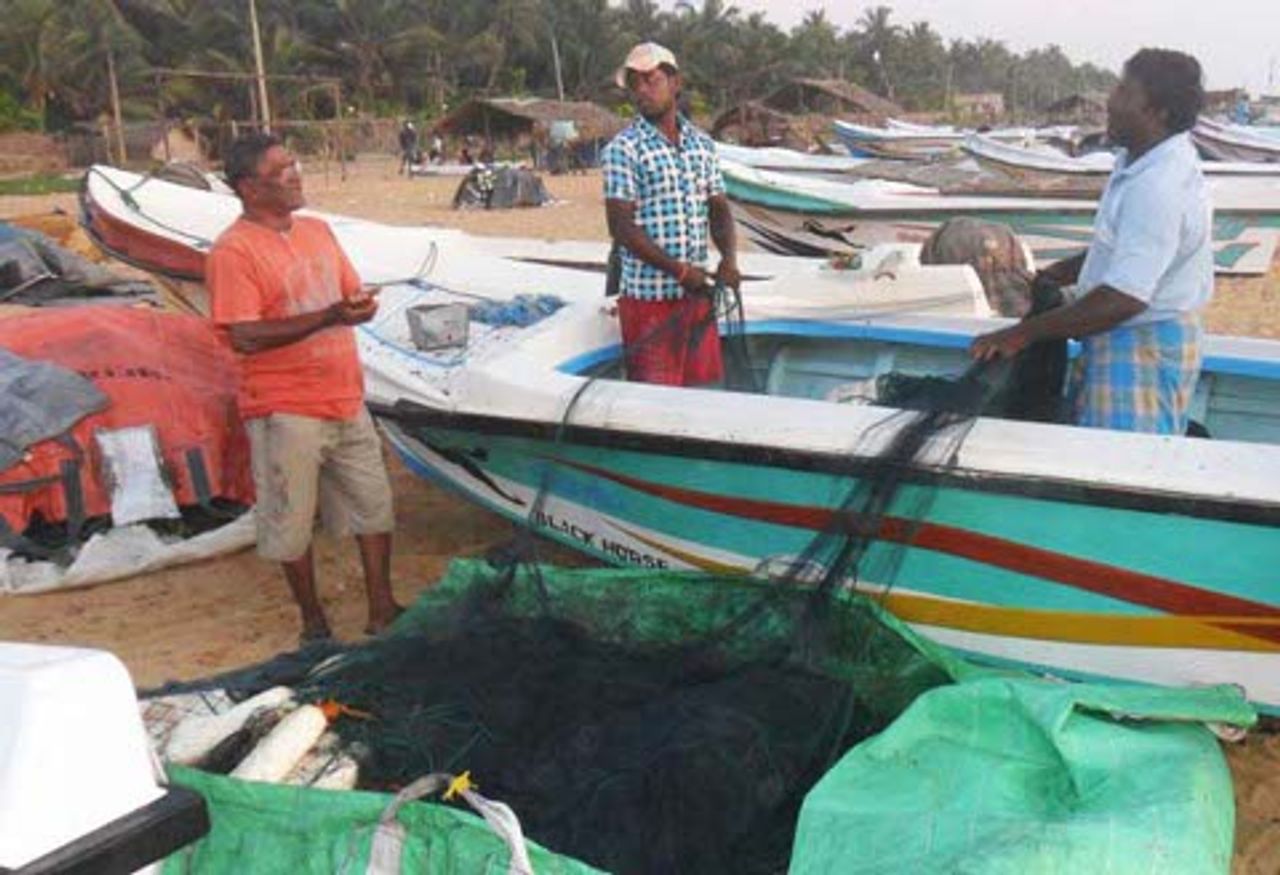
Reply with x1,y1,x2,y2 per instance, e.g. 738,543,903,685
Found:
1,154,1277,872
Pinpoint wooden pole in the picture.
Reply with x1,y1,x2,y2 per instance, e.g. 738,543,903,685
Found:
332,82,346,181
106,46,128,165
100,118,115,165
248,0,272,131
550,29,565,103
323,123,331,188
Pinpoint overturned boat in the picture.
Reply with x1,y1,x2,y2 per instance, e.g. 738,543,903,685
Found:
83,165,1280,712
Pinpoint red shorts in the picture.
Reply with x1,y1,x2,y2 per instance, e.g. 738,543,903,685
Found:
618,293,723,386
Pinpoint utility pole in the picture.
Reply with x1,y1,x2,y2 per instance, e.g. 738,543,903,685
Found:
248,0,272,131
106,44,127,164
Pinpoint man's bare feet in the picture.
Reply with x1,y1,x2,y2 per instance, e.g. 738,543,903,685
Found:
365,602,405,636
299,620,333,647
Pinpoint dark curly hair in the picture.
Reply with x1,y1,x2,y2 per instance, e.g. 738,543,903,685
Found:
224,133,282,194
1123,48,1204,134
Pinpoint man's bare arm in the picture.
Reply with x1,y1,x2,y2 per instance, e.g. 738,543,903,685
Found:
606,198,711,293
226,295,378,354
971,285,1146,360
708,194,739,289
605,198,682,276
708,194,737,262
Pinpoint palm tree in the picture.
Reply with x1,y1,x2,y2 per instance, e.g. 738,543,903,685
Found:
0,0,147,129
855,5,900,99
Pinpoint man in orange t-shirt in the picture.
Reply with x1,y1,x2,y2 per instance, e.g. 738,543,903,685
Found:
206,133,401,642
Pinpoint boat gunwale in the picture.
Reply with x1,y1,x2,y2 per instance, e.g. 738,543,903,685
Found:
370,399,1280,528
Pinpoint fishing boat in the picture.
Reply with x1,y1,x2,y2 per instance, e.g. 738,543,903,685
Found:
715,141,868,173
721,158,1280,275
81,165,1280,713
964,132,1280,183
834,119,1036,159
1193,118,1280,164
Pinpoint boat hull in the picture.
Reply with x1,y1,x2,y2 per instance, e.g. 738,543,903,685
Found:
378,411,1280,712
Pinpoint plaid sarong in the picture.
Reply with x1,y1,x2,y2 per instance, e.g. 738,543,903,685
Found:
1070,313,1203,434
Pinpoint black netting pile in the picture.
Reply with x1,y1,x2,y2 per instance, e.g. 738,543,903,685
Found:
296,599,933,874
190,284,1065,873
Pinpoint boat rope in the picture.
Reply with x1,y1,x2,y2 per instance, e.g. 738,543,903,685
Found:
85,166,216,250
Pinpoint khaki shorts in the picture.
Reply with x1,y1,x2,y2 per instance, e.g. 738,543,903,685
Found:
246,408,394,562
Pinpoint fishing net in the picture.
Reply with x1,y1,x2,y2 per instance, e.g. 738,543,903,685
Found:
161,271,1068,872
282,561,951,875
240,354,1035,873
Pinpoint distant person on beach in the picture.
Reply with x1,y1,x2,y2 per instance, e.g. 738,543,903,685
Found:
398,120,418,174
602,41,740,386
971,48,1212,435
206,133,402,642
429,133,443,163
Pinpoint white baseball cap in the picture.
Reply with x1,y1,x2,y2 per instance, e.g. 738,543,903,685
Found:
615,42,679,89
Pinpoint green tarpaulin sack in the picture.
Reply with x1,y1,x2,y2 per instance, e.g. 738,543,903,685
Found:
790,676,1254,875
163,764,604,875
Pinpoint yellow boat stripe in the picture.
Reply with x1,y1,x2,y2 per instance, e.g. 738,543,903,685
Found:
881,592,1280,653
618,525,1280,653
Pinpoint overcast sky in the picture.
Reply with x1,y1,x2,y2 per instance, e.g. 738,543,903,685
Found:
708,0,1280,94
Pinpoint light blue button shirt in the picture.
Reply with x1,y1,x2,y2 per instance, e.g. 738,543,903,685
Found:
1076,132,1214,327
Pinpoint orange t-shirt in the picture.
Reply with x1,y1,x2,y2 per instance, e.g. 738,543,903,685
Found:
206,215,364,420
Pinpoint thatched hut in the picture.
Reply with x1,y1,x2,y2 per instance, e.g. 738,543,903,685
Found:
433,98,625,165
712,78,902,149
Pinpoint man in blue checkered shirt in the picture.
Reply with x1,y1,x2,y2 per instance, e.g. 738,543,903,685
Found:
603,42,740,386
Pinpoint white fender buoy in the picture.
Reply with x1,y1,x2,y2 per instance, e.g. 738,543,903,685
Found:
231,704,328,783
283,732,361,791
165,686,294,765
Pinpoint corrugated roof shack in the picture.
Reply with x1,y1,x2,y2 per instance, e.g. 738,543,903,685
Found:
433,98,625,167
712,78,903,150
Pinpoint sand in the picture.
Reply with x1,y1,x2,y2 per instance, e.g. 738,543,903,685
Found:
1,154,1278,870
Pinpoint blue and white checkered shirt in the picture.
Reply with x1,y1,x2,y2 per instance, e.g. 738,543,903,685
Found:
602,115,725,300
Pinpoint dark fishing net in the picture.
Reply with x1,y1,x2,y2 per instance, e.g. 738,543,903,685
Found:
292,575,945,874
199,279,1064,872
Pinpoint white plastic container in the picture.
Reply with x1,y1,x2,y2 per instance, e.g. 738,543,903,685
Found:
406,303,469,351
0,642,164,870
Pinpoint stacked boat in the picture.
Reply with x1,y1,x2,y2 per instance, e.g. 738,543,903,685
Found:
964,131,1280,181
833,118,1038,160
1193,117,1280,163
720,117,1280,275
80,164,1280,713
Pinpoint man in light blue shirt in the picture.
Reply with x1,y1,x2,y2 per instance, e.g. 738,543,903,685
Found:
972,49,1212,434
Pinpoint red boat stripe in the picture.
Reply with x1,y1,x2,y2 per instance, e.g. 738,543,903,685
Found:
556,459,1280,630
